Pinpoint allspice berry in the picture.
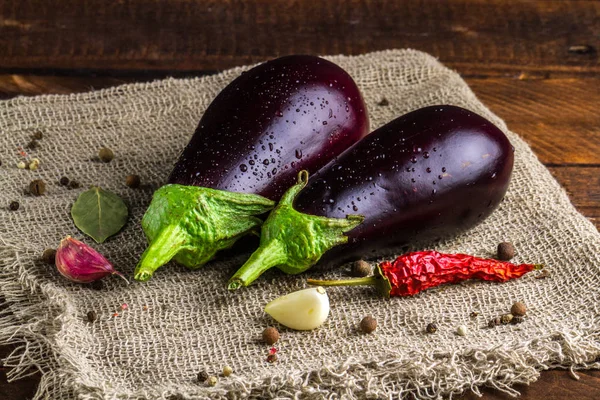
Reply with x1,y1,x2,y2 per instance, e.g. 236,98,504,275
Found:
126,174,141,188
29,179,46,196
351,260,372,277
262,326,280,345
98,147,114,163
497,242,515,261
360,315,377,333
9,201,20,211
41,248,57,265
511,302,527,317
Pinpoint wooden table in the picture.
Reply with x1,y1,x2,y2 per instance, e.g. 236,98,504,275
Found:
1,1,599,398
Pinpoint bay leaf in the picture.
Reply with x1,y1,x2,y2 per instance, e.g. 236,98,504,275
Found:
71,186,129,243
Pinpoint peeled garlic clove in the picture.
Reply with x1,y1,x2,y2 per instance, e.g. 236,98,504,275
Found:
264,287,329,330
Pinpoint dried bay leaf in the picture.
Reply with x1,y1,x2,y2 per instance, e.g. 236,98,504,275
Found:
71,187,128,243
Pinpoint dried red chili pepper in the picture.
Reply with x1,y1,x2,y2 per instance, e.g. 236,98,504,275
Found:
307,251,543,298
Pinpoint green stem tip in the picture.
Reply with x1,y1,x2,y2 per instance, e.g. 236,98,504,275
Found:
134,184,274,282
227,170,364,289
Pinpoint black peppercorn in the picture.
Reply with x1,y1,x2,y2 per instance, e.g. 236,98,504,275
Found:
377,98,389,106
41,248,56,265
512,315,525,324
488,316,502,328
59,177,70,186
126,174,141,188
98,147,114,163
68,180,81,189
29,179,46,196
197,370,209,383
87,310,97,322
32,131,43,140
497,242,515,261
426,323,437,334
266,354,278,363
9,201,20,211
26,140,38,150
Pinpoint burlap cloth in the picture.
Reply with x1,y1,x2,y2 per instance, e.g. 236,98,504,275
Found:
1,50,599,400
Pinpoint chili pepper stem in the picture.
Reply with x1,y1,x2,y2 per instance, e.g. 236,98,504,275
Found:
306,264,393,297
228,239,287,290
307,276,378,287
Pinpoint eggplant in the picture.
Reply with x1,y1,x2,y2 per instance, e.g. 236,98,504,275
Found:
229,105,514,288
134,55,369,281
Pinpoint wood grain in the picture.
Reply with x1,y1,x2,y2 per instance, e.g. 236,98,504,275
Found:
0,0,598,74
468,77,600,165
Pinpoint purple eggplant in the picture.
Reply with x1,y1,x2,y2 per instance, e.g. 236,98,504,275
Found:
134,55,369,281
229,105,514,288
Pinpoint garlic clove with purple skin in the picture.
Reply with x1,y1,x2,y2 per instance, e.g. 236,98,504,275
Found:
55,236,129,284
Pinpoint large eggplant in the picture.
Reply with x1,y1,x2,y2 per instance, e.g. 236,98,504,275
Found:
229,105,514,288
135,55,369,281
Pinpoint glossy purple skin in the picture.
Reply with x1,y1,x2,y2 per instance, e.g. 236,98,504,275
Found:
295,105,514,261
168,55,369,200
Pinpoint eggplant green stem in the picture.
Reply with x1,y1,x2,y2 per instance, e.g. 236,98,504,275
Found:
228,170,364,289
228,239,287,290
134,184,274,282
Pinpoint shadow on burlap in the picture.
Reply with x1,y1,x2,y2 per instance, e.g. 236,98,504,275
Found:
1,50,599,399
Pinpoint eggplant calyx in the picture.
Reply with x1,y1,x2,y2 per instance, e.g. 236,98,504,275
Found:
306,264,393,298
134,184,275,282
228,170,364,289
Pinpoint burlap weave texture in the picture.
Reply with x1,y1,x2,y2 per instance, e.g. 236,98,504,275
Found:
1,50,599,399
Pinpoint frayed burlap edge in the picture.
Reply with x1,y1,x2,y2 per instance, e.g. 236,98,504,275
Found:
2,240,600,400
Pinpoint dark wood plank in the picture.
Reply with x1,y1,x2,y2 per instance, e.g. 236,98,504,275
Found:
467,77,600,165
461,370,600,400
0,0,598,74
548,166,600,228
